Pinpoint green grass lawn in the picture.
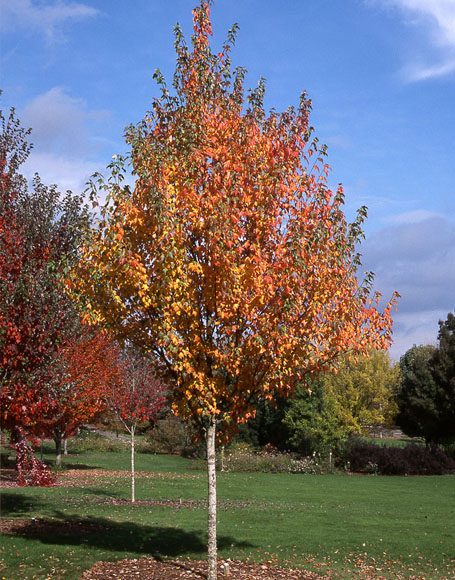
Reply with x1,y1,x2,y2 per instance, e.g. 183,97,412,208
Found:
1,450,454,579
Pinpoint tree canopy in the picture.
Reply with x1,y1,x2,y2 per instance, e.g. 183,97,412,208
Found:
0,107,90,438
72,2,397,434
70,2,397,577
396,313,455,445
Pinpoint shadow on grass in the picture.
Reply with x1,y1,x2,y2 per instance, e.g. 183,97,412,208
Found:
0,493,45,517
56,462,102,470
6,511,254,557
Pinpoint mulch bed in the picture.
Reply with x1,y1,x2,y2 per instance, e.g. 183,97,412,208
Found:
81,557,326,579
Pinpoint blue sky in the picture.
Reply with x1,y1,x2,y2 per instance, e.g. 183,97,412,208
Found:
1,0,454,358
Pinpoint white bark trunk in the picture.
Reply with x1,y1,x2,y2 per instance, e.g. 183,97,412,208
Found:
131,426,136,503
220,445,225,472
63,438,68,455
54,434,62,468
207,417,217,580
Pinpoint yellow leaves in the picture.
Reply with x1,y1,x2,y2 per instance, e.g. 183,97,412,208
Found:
188,261,203,275
172,302,183,316
112,291,123,306
140,293,152,309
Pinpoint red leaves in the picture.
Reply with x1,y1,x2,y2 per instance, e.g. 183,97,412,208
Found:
15,437,56,487
106,350,167,433
33,329,124,441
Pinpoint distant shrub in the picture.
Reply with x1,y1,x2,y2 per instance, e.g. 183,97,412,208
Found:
146,417,189,455
347,440,455,475
444,442,455,460
222,445,326,474
71,431,127,453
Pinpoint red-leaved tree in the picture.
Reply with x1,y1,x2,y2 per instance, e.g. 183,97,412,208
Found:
106,348,167,502
1,106,89,483
34,328,123,466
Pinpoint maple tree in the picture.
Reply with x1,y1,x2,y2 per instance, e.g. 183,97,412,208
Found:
0,106,89,460
71,2,397,576
106,348,167,501
34,328,122,466
0,108,34,430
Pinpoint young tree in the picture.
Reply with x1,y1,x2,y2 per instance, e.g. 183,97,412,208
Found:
71,3,397,576
36,329,122,466
106,348,167,502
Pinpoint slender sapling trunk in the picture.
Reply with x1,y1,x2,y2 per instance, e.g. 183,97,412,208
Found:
206,416,217,580
54,430,62,467
220,445,225,472
131,425,136,503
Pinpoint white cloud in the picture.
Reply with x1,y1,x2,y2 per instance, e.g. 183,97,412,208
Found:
0,0,98,42
385,209,442,224
22,87,108,156
23,152,100,194
389,309,444,360
391,0,455,44
363,213,455,358
375,0,455,81
405,58,455,80
20,88,112,195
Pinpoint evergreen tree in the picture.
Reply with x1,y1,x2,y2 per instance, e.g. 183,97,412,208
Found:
396,316,455,446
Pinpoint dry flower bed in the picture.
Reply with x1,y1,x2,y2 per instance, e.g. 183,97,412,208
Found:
81,556,325,579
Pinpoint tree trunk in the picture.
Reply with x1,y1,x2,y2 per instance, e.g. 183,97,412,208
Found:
131,426,136,503
63,438,68,455
54,431,62,468
206,417,217,580
220,445,225,472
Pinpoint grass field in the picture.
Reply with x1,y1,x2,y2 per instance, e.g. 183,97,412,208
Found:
1,449,454,579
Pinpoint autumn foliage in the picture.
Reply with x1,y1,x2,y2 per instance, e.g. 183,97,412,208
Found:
72,2,397,435
15,436,56,487
0,107,120,479
69,3,397,575
107,349,167,430
0,111,42,432
106,348,167,502
34,329,123,459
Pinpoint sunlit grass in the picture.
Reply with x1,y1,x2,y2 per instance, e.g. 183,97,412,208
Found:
0,450,454,579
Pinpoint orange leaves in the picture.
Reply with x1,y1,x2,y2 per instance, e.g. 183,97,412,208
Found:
115,226,124,241
73,1,397,437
